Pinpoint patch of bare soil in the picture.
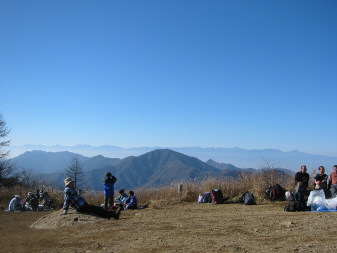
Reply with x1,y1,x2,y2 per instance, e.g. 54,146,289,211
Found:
1,202,337,253
31,210,103,229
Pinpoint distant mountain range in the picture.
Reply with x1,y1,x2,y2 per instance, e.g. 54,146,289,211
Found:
10,144,337,173
11,149,254,190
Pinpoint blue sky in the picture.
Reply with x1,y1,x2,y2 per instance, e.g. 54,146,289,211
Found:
1,1,337,156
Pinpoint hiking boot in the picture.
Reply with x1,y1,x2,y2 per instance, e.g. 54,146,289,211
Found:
110,208,121,220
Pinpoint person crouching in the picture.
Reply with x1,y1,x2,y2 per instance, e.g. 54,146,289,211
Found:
62,177,120,219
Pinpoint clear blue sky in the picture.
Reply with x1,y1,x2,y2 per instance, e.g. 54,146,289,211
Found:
1,1,337,156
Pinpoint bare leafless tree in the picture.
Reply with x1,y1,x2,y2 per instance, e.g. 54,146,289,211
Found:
0,113,15,186
0,113,10,159
65,156,85,190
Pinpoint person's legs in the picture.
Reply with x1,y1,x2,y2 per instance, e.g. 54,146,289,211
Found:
104,196,109,209
126,203,137,210
331,185,337,198
294,186,302,202
108,196,114,207
79,204,120,219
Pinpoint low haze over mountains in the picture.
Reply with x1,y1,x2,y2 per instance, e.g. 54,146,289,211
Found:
11,144,337,172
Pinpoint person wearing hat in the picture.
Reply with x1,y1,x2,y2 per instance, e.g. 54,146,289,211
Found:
8,195,21,211
62,177,120,219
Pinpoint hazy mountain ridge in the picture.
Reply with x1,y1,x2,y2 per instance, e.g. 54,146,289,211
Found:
81,149,223,190
10,149,242,190
10,144,337,172
10,149,297,190
10,150,89,173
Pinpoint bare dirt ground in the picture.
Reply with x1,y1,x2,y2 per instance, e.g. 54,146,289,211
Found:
1,201,337,253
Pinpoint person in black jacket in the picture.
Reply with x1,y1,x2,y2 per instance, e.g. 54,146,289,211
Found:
314,166,329,197
294,165,310,206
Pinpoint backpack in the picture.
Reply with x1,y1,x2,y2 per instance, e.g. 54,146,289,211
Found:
211,189,224,204
198,192,212,203
284,200,309,212
244,192,256,205
285,191,293,201
238,192,256,205
284,202,297,212
266,184,286,201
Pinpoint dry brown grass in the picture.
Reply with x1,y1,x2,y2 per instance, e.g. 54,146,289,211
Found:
0,170,296,209
133,170,296,204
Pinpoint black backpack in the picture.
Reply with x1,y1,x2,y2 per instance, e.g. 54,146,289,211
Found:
284,199,309,212
238,192,256,205
266,184,286,201
284,202,297,212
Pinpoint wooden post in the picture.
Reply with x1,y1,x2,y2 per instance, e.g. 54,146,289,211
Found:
178,184,183,195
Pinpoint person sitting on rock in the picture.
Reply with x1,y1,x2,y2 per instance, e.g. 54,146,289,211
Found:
124,190,138,210
62,177,121,219
8,195,21,211
314,166,329,197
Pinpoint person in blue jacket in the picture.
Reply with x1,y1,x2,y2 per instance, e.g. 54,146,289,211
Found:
124,190,138,210
104,172,117,209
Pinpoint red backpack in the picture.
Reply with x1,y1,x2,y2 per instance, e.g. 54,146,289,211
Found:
211,189,224,204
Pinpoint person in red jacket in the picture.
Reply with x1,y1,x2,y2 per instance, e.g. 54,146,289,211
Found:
328,165,337,198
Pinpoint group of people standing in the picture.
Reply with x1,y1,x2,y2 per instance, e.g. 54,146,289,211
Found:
294,165,337,202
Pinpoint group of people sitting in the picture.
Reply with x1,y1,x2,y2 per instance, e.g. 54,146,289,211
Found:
294,164,337,204
7,188,53,211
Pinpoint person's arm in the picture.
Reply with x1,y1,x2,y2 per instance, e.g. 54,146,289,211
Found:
128,196,135,206
322,175,328,184
295,173,301,185
314,174,319,185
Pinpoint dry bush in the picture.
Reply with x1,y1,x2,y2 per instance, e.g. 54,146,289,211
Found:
82,191,104,206
0,186,29,208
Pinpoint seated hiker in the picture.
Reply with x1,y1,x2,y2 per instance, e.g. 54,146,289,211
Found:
62,177,121,219
124,190,138,210
40,192,52,209
104,172,117,209
294,165,310,203
25,192,33,203
8,195,21,211
115,189,129,205
314,166,329,197
328,165,337,198
29,194,39,211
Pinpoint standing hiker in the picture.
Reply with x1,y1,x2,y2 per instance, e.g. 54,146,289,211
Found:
104,172,116,209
